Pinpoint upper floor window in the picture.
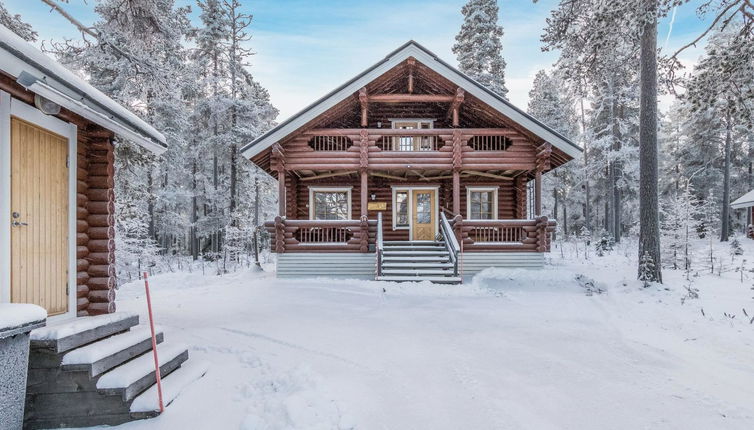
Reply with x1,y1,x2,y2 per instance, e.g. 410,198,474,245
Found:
387,119,437,151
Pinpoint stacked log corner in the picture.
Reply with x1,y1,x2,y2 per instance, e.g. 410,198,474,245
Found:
76,136,117,316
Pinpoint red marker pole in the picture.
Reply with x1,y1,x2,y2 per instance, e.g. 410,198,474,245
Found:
143,272,164,412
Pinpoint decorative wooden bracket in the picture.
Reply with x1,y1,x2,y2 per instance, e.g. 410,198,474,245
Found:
358,87,368,127
536,143,552,172
448,88,465,127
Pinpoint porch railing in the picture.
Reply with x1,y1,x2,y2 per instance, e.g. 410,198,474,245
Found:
456,217,555,252
439,212,461,277
265,217,376,253
376,212,384,277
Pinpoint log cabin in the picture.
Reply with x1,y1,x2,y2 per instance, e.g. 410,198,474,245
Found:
731,189,754,239
244,41,582,282
0,26,166,320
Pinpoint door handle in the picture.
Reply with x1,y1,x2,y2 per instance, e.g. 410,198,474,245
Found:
11,221,28,227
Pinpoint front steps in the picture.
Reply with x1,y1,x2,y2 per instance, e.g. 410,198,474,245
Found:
377,241,461,284
24,313,206,429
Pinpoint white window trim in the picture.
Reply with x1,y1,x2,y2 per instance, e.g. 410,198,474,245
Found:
308,186,353,220
390,185,439,240
466,186,499,221
1,91,77,322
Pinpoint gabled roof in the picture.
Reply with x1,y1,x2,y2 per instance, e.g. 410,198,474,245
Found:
241,40,582,160
732,189,754,209
0,25,166,154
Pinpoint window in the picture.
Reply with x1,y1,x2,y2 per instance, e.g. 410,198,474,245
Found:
389,119,436,151
467,187,498,220
309,187,351,220
395,191,409,227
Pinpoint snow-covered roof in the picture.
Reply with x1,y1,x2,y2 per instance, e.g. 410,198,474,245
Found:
731,189,754,209
0,25,166,154
241,40,582,160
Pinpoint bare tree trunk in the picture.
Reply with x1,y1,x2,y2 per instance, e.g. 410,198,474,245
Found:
253,175,262,270
720,104,732,241
563,199,568,236
578,88,591,230
748,134,753,229
638,3,662,282
190,158,198,260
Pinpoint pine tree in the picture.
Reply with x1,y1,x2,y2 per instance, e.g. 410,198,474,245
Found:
0,1,37,41
452,0,508,97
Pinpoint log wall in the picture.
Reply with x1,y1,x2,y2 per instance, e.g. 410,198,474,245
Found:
76,134,117,316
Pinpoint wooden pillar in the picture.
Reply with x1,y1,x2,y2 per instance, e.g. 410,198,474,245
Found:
535,143,552,218
360,171,368,218
453,171,460,215
277,168,286,216
534,171,542,216
359,87,368,127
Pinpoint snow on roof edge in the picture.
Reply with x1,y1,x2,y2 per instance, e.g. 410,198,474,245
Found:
731,189,754,209
241,40,583,160
0,25,166,152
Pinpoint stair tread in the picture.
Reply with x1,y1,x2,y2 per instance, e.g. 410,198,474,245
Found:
62,327,162,366
30,313,139,353
376,276,462,283
382,270,456,276
130,360,209,413
97,343,188,390
383,256,450,261
383,250,449,255
382,262,454,268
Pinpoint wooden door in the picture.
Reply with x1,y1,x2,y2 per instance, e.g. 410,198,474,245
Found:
412,189,435,241
10,117,69,316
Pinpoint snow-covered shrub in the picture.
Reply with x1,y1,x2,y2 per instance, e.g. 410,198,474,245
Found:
730,238,744,257
639,251,657,287
575,274,605,296
594,231,614,256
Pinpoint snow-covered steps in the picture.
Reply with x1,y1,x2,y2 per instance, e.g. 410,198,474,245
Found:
97,342,189,401
130,360,209,416
377,275,462,284
23,314,204,429
30,312,139,353
378,240,461,284
62,327,165,377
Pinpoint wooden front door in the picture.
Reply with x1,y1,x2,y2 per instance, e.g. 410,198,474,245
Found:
10,117,69,316
411,189,435,240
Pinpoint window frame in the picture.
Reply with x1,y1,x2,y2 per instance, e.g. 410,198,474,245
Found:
388,118,435,152
308,186,352,220
466,186,499,220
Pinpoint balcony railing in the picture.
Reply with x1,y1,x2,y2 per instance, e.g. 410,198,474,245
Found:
376,135,440,151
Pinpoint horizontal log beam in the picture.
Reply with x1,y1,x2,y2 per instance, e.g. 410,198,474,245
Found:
368,94,455,103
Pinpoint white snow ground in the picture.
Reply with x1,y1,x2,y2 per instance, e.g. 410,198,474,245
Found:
74,238,754,430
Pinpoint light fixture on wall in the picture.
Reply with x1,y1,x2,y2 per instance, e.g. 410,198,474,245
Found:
376,121,382,128
371,193,376,201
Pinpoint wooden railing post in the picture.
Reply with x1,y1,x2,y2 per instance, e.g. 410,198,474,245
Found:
360,215,369,253
452,129,462,215
274,216,286,253
536,216,548,252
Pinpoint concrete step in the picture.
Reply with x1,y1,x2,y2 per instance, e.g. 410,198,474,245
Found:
30,313,140,354
97,343,189,401
382,245,447,251
381,261,455,269
383,250,450,256
61,327,165,377
383,241,443,246
376,276,462,284
382,256,451,262
130,360,209,416
381,269,456,276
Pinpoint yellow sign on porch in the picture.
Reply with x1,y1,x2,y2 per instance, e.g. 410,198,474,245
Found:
367,202,387,211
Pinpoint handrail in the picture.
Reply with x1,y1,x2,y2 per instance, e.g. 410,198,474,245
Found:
376,212,384,277
439,212,460,277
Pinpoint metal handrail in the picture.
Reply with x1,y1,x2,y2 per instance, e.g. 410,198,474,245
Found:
376,212,384,278
439,212,460,277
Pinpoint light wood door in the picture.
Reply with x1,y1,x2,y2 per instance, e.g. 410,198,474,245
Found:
412,189,436,241
10,117,69,316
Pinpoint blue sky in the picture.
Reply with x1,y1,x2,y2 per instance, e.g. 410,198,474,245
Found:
5,0,717,120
